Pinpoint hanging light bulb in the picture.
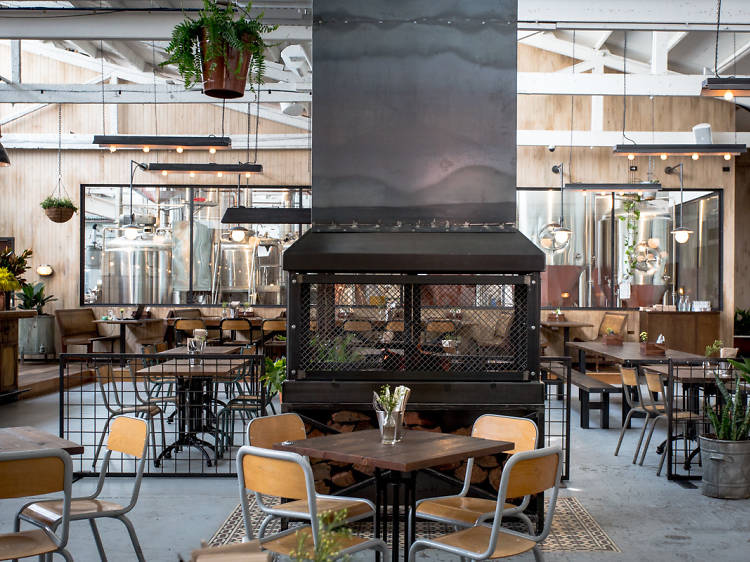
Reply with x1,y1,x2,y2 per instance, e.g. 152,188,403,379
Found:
176,146,184,154
692,153,699,160
245,172,251,178
627,153,635,161
209,147,217,154
161,170,168,176
230,226,248,242
671,227,692,244
660,154,667,160
142,146,150,153
189,171,196,178
217,171,223,178
724,90,735,101
123,224,139,240
109,145,117,153
724,153,732,160
552,226,572,245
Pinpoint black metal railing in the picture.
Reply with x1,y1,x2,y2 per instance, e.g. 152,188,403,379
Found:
540,356,572,481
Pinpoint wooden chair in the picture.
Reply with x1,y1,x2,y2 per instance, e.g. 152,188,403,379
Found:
0,448,73,561
614,367,657,464
220,318,256,346
190,540,270,562
92,364,166,469
415,415,539,531
141,342,174,399
246,414,374,538
236,445,387,559
174,318,207,346
408,447,563,562
16,416,149,562
55,308,118,353
260,319,286,358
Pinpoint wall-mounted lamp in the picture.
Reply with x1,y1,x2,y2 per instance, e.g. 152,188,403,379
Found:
36,264,54,277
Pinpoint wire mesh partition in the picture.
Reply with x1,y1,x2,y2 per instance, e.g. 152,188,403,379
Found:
288,273,538,380
59,352,266,477
540,356,572,481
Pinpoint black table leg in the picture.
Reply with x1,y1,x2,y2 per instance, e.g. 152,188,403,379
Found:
391,472,400,562
119,324,126,353
375,468,382,562
407,472,417,549
578,349,586,373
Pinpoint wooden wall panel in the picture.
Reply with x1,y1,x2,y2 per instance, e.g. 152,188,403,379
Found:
518,95,591,131
735,154,750,311
603,95,734,132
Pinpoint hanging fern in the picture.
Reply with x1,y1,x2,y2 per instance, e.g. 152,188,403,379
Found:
161,0,276,91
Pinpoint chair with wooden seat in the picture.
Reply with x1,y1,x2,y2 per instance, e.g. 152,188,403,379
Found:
174,318,207,346
55,308,118,353
141,342,174,399
220,318,257,346
246,413,375,538
1,448,73,561
16,416,149,562
614,367,657,464
236,445,387,560
415,415,538,532
190,539,270,562
409,446,563,562
260,319,286,358
92,364,166,469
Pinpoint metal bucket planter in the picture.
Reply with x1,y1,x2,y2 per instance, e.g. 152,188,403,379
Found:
699,435,750,499
18,315,56,358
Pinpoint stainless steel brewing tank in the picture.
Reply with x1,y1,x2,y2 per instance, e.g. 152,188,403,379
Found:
218,238,258,291
254,238,283,305
101,235,172,303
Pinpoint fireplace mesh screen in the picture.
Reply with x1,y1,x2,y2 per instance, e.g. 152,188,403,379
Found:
290,275,535,378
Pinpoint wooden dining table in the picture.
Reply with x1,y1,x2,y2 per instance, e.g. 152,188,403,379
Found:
0,426,83,456
540,319,594,349
275,428,513,562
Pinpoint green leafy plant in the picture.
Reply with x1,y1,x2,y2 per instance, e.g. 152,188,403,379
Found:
704,358,750,441
290,509,351,562
15,282,57,314
261,356,286,396
310,334,361,363
40,196,77,211
0,248,32,285
639,331,648,343
705,339,724,358
606,328,615,335
160,0,276,90
0,267,21,292
735,308,750,336
618,195,641,281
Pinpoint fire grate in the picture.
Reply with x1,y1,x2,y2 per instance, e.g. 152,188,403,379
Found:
288,273,539,380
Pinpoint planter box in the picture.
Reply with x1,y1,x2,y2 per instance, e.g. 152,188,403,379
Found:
546,313,566,322
18,314,56,358
700,435,750,499
640,342,665,356
603,334,623,346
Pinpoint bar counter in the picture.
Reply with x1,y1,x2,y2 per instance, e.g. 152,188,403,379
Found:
0,310,36,402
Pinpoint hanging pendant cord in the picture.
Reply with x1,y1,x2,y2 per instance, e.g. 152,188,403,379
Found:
622,32,636,145
57,104,62,187
221,99,226,138
254,78,261,164
714,0,722,77
568,30,575,184
100,41,106,135
246,101,251,163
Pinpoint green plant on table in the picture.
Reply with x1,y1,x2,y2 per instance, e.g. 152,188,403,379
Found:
261,356,286,396
0,248,32,285
639,331,648,343
0,267,21,292
160,0,276,90
606,328,615,336
705,358,750,441
290,508,351,562
705,339,724,358
40,196,77,212
15,282,57,314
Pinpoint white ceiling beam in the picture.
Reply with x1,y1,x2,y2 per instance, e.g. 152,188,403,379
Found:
0,83,312,103
518,72,704,96
650,32,671,74
216,102,310,132
555,60,596,74
10,40,20,83
667,31,689,52
593,31,612,51
1,133,311,150
717,38,750,74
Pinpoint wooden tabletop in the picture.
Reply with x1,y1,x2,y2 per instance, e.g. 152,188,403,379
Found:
137,358,248,378
540,320,594,329
274,429,513,472
0,310,36,320
159,345,241,355
94,318,163,325
643,364,731,382
566,341,704,363
0,426,83,455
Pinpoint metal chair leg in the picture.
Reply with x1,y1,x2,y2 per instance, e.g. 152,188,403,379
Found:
148,416,158,465
632,414,651,464
614,408,636,456
57,548,73,562
533,545,546,562
640,416,663,466
92,415,115,470
117,515,146,562
89,519,107,561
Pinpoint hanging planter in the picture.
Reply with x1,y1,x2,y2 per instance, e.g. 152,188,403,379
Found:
161,0,276,99
42,105,77,224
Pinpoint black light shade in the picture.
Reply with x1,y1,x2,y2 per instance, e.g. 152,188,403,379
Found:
94,135,231,152
146,162,262,175
0,142,9,167
221,206,311,224
565,183,661,192
701,77,750,99
613,144,746,157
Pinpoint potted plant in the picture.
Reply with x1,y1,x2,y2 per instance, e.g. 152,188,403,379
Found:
261,356,286,401
547,308,566,322
16,282,57,358
0,248,31,310
639,331,665,356
161,0,276,99
700,356,750,498
734,308,750,356
603,328,623,346
41,196,77,223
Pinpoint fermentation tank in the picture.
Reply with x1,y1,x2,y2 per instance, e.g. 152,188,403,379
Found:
102,235,172,303
254,238,284,305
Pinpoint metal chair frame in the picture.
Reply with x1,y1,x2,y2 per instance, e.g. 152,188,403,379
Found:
1,448,74,562
236,445,387,559
215,355,264,460
408,447,563,562
413,414,538,532
614,367,658,464
16,417,149,562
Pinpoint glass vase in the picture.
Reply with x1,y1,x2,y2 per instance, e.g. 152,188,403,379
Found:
376,410,404,445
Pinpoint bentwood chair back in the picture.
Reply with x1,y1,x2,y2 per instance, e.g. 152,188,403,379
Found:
415,415,538,530
1,448,73,561
236,446,387,559
16,416,150,562
409,447,563,562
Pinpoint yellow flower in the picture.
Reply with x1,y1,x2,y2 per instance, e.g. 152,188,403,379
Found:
0,268,20,292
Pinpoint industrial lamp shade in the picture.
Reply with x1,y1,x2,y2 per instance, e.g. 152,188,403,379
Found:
671,227,693,244
230,226,249,242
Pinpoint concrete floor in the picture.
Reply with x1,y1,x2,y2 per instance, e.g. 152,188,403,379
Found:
2,392,750,561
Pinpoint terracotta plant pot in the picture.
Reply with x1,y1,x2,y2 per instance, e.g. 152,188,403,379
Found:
604,334,623,346
44,207,75,223
640,342,665,356
200,30,252,99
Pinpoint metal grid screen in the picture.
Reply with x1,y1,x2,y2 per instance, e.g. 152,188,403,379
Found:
289,274,536,379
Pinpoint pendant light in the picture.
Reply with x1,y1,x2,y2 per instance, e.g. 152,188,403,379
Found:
124,160,147,240
229,182,249,242
0,126,10,167
665,163,692,244
551,163,572,245
700,2,746,100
